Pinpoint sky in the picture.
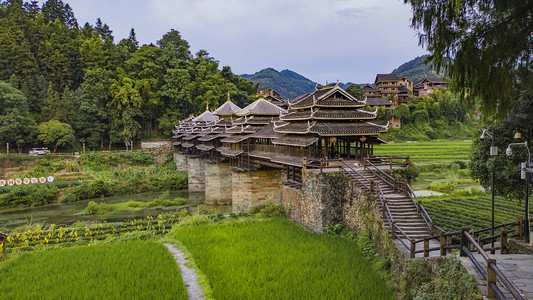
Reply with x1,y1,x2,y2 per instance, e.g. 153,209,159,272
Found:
64,0,427,84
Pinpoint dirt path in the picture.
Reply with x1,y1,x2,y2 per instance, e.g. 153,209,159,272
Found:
164,243,205,300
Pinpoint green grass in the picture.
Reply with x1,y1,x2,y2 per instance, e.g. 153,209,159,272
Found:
0,241,188,299
374,140,472,164
169,218,393,300
423,196,526,231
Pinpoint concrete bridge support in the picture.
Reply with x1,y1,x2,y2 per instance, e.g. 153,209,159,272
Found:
187,157,205,192
174,153,188,172
232,169,282,212
204,162,232,205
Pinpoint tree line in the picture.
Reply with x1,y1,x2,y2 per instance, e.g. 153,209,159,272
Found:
0,0,256,152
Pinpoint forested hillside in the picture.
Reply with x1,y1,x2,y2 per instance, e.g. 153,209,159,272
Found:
241,68,354,99
392,55,441,81
0,0,256,152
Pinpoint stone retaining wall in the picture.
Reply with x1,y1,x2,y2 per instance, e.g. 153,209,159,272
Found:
204,162,232,205
187,157,205,192
232,169,282,212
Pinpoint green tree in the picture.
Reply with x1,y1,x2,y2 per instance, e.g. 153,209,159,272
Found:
405,0,533,118
0,81,37,152
345,84,363,100
37,119,75,152
109,75,143,145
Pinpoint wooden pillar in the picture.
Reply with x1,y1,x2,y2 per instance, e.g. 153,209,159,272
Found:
487,259,497,298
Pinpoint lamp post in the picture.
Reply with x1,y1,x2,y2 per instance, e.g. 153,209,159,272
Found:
481,129,498,253
506,132,532,244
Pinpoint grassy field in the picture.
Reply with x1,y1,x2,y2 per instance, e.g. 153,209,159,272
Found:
169,218,393,300
0,241,188,299
423,196,526,231
373,140,472,164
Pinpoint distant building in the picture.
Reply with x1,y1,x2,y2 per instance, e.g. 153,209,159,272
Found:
413,77,449,97
362,84,381,99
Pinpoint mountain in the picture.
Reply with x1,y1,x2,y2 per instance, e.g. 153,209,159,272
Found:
241,68,313,99
241,68,355,99
392,55,442,82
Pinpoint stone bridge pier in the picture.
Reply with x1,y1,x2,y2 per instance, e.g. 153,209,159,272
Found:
175,154,282,211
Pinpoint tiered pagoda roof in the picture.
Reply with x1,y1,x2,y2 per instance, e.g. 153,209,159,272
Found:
273,83,388,144
217,98,286,156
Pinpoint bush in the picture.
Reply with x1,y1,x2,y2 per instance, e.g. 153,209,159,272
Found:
0,185,59,208
83,201,113,215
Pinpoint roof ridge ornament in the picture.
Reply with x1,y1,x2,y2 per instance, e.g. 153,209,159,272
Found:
227,89,231,102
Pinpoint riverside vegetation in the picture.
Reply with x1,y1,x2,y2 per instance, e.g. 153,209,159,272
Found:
0,152,187,210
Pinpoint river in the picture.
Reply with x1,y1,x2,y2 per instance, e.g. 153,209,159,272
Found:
0,191,231,229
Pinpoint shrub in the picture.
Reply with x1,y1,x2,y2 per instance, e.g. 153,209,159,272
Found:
84,201,113,215
0,185,59,208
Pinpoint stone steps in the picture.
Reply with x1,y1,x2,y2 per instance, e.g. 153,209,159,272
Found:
349,168,432,241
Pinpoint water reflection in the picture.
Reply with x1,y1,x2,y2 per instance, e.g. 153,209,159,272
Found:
0,191,231,229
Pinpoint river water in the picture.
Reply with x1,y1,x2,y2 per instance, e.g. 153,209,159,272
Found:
0,191,231,229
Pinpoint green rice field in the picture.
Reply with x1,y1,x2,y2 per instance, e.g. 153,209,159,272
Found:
373,140,472,164
423,196,526,231
169,218,393,300
0,241,188,299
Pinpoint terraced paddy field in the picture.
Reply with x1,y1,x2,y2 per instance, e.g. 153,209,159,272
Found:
423,196,526,231
373,140,472,164
169,218,393,299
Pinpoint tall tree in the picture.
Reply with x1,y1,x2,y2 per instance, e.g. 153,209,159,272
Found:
404,0,533,118
0,82,37,152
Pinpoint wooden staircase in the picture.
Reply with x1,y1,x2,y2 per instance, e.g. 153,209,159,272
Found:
343,167,432,241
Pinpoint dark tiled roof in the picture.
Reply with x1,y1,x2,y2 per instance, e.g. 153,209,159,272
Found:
182,142,195,148
214,101,241,116
367,98,393,106
237,98,287,116
220,135,251,143
311,122,387,136
197,134,221,142
272,135,319,147
193,110,219,122
215,119,234,127
249,123,282,139
314,109,376,119
173,142,181,146
426,77,447,84
274,122,312,134
182,134,201,141
362,84,379,92
196,144,214,151
375,74,400,83
217,146,244,157
280,109,376,120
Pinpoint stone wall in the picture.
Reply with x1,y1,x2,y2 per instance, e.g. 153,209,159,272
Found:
232,169,282,212
281,169,402,260
204,162,232,205
187,157,205,192
174,153,188,172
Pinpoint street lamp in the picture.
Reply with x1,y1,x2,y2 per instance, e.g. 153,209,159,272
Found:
480,129,498,253
506,138,532,244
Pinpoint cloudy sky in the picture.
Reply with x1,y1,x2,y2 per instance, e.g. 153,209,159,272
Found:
65,0,427,83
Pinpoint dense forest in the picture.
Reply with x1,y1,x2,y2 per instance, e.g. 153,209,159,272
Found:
0,0,257,152
392,55,442,82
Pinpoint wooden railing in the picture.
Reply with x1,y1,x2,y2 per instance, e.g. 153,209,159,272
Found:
460,229,525,300
363,158,437,235
365,155,410,168
338,160,371,192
